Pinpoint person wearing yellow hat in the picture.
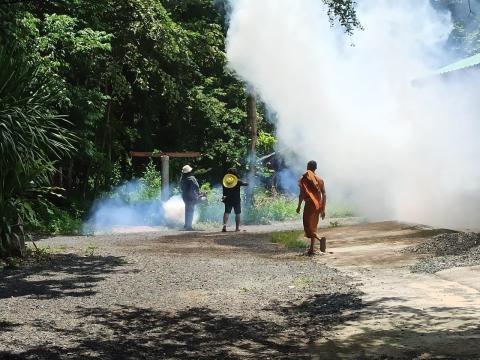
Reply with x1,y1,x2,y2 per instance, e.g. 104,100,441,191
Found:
222,168,248,232
180,165,200,230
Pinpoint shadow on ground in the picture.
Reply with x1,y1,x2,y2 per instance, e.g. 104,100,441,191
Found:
0,293,362,359
314,296,480,360
1,290,478,358
0,321,19,333
0,254,127,299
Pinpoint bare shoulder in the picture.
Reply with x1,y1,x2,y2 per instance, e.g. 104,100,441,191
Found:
315,175,325,189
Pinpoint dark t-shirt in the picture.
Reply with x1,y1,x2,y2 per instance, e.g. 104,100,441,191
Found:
223,180,248,203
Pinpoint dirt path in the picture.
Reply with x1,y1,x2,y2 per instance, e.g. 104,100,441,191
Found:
1,220,479,359
312,222,480,359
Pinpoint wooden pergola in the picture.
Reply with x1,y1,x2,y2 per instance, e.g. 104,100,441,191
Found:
129,151,201,201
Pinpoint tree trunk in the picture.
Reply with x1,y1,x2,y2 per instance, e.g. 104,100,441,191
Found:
245,88,257,206
67,160,73,191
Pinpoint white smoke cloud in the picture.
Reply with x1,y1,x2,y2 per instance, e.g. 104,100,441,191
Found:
226,0,480,229
83,181,198,234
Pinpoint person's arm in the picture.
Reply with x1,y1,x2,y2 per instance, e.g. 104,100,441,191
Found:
191,177,200,199
296,194,304,214
297,180,305,214
193,177,199,191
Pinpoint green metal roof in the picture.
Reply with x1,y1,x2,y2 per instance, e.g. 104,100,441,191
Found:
433,52,480,75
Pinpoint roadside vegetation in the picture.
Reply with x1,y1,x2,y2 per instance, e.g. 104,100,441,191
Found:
2,0,475,261
271,231,306,249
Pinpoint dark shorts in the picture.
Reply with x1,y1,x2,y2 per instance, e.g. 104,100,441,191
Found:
224,200,241,214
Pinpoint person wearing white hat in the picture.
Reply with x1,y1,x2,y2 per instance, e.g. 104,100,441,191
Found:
180,165,199,230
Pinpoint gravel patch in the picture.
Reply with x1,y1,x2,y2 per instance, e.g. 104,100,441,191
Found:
0,230,363,359
404,232,480,273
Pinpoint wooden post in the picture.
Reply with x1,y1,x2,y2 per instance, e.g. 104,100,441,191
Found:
128,151,200,202
161,155,170,201
246,87,257,206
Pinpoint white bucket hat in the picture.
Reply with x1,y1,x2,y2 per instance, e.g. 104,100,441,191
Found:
182,165,193,174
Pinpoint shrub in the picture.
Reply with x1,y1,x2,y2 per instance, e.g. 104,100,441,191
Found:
197,189,298,225
0,44,74,257
197,187,224,224
243,191,298,225
139,161,162,200
31,205,82,235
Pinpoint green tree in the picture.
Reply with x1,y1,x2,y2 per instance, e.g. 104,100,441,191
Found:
0,0,362,245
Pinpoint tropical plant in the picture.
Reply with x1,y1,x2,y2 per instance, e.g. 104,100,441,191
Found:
0,43,75,257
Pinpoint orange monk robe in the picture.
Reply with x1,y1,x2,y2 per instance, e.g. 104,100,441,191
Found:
299,170,325,238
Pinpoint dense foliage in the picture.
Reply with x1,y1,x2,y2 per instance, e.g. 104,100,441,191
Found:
433,0,480,56
0,43,74,256
0,0,364,257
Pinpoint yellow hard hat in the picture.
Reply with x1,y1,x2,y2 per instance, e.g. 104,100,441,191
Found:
222,174,238,188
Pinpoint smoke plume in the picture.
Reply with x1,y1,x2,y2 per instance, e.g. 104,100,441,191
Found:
83,181,196,234
226,0,480,229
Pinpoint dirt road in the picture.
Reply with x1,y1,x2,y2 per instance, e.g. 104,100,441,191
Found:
1,220,479,359
312,222,480,359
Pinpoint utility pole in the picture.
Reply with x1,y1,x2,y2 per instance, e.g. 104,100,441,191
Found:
246,87,257,206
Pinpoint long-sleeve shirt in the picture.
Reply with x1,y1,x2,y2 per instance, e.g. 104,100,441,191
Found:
180,174,199,202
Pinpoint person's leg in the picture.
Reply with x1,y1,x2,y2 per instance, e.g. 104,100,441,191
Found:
183,201,189,229
308,237,315,254
303,202,314,254
185,202,194,230
223,203,232,231
234,203,241,231
319,236,326,252
222,213,229,232
308,233,327,252
235,214,241,231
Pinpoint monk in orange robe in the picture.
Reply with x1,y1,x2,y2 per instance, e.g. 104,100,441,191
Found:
297,160,327,255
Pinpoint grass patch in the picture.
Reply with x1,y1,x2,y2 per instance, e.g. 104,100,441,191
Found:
84,241,98,257
271,230,305,249
292,275,314,289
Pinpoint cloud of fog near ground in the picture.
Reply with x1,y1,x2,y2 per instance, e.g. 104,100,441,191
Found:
83,181,197,233
226,0,480,229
